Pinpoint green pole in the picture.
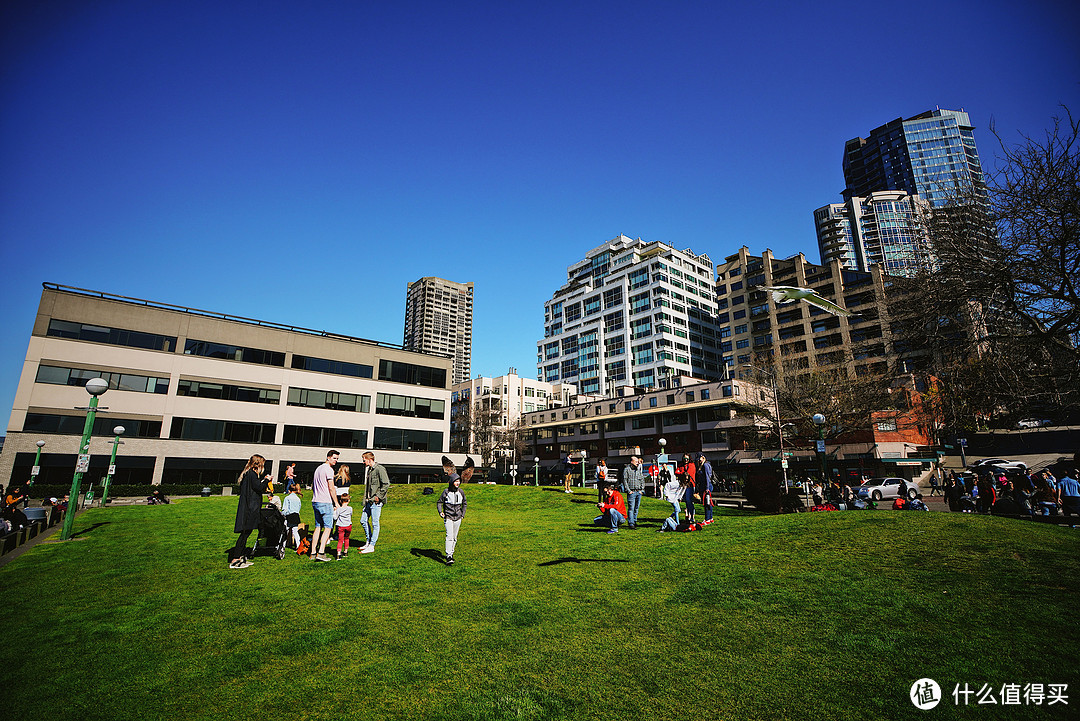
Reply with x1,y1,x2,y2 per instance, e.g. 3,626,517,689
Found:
100,429,123,507
61,394,100,540
29,442,44,488
581,456,587,488
818,425,827,483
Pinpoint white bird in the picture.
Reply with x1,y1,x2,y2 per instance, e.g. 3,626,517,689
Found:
760,285,855,317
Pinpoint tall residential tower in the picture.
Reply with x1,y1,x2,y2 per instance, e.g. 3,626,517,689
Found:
816,108,986,277
403,277,474,385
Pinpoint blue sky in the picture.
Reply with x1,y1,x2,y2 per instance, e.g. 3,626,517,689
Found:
1,0,1077,424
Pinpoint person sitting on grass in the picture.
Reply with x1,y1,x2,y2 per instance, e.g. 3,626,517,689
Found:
594,484,627,534
658,469,682,531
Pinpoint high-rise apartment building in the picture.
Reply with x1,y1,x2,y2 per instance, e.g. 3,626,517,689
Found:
814,190,933,276
841,108,985,206
537,235,721,396
816,108,985,277
403,277,474,385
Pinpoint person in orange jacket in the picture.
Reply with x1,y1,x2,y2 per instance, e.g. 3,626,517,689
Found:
593,484,627,534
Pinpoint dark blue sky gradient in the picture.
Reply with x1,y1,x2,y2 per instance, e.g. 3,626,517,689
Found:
1,0,1077,420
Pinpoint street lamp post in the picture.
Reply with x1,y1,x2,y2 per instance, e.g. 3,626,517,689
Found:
812,413,827,486
656,438,667,498
99,425,125,507
533,457,540,487
580,449,588,488
61,378,109,541
29,440,45,487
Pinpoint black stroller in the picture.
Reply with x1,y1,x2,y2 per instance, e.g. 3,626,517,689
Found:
254,503,288,560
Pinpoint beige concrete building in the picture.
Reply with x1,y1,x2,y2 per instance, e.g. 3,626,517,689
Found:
715,247,912,383
1,284,454,489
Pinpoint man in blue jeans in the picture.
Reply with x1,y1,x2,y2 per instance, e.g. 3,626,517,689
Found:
310,450,341,561
359,451,391,554
622,456,645,529
1058,469,1080,525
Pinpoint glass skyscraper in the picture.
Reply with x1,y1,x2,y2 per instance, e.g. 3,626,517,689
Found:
841,108,985,206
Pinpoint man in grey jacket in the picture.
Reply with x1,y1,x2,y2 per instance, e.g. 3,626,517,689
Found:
359,451,391,554
622,456,646,529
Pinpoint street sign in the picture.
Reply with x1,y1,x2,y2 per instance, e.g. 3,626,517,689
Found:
76,454,91,473
31,466,40,476
108,464,116,476
816,440,825,453
958,438,967,447
781,459,788,469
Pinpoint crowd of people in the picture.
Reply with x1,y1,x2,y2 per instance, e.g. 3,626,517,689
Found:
228,449,392,569
590,452,720,533
941,467,1080,518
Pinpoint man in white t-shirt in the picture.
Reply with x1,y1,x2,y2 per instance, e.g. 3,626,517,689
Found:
310,449,341,561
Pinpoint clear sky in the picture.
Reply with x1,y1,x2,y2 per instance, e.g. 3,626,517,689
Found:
1,0,1077,425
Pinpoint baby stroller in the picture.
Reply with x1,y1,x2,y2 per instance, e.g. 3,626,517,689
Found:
255,503,288,560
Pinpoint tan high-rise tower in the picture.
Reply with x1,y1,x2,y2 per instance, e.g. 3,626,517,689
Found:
404,277,474,385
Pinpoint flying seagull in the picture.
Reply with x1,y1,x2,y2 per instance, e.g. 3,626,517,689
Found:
760,286,855,317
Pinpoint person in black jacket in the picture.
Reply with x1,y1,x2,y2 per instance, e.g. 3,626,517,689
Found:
229,454,273,569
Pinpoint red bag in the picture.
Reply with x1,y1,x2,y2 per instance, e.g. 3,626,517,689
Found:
297,537,311,556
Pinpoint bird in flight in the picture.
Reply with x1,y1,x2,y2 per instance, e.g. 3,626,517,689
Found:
760,286,855,317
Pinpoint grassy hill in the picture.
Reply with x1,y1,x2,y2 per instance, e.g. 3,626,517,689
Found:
1,484,1077,720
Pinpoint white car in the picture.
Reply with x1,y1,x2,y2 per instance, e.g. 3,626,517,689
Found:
969,458,1027,471
1016,418,1052,429
855,477,917,502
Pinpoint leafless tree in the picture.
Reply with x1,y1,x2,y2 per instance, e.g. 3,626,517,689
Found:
894,108,1080,429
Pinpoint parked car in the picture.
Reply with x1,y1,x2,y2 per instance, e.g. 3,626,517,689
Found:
969,458,1028,471
855,477,917,502
1016,418,1052,429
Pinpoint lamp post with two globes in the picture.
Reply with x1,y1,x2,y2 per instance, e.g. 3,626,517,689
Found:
61,378,109,541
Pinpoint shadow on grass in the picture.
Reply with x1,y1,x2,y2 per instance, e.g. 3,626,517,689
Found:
410,547,446,564
538,556,630,566
69,522,110,539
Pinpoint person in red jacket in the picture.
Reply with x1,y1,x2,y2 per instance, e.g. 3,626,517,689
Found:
593,484,627,534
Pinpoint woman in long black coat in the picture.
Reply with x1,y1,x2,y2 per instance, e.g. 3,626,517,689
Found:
229,454,272,569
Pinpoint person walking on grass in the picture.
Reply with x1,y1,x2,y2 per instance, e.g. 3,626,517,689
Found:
622,455,646,529
229,454,273,569
358,451,391,554
437,456,472,565
310,449,341,562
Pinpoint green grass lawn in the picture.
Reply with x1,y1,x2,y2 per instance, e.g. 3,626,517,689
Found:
1,484,1077,720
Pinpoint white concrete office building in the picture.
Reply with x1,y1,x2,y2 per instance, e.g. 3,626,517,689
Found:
537,235,722,397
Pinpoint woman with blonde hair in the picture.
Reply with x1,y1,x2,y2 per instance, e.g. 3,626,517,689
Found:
334,464,351,498
229,454,273,569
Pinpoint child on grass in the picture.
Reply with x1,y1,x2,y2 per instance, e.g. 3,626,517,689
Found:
335,493,353,559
